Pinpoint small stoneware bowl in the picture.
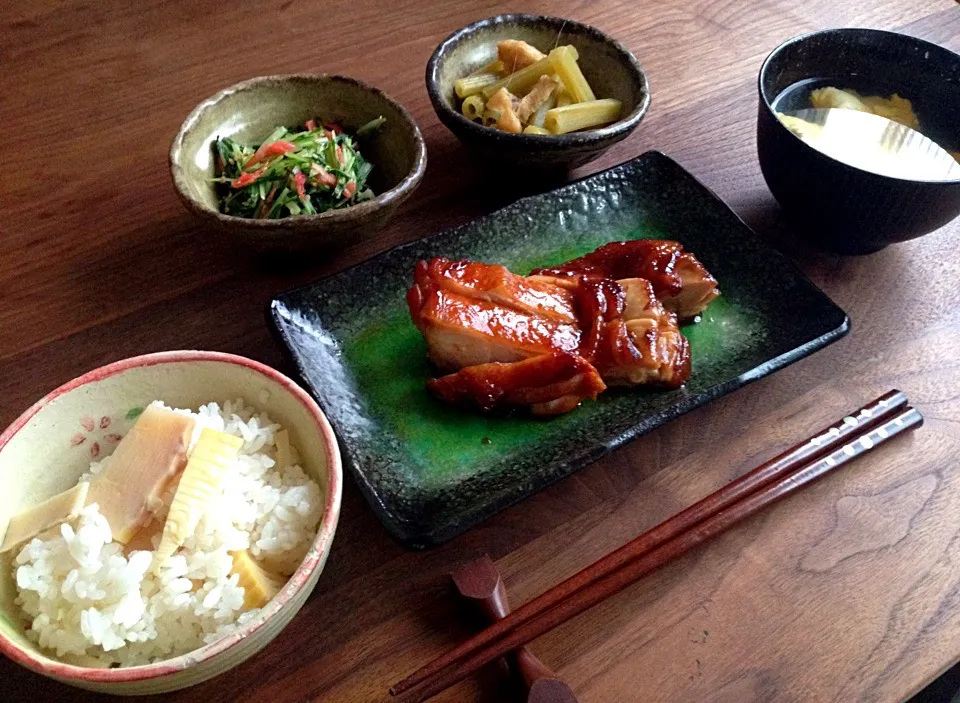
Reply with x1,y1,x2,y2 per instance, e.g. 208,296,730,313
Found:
171,75,426,254
757,28,960,254
0,351,342,694
426,14,650,170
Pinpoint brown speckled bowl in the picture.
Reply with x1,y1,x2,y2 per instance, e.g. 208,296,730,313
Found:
426,14,650,170
170,75,426,254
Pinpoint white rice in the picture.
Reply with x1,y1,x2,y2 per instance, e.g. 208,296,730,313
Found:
12,399,323,667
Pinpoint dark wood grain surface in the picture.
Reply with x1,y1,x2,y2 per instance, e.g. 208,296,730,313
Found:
2,1,959,701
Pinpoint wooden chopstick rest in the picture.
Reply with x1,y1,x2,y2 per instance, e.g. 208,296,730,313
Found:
452,556,579,702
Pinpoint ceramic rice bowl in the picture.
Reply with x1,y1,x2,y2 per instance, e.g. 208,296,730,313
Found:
0,351,342,694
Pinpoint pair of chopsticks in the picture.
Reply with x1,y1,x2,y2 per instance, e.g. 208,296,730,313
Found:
390,390,921,702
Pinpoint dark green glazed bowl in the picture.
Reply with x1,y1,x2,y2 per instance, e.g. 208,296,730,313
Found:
758,28,960,254
426,14,650,170
170,74,427,254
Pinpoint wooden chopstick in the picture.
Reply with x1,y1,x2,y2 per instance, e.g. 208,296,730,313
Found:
391,390,909,697
392,395,921,702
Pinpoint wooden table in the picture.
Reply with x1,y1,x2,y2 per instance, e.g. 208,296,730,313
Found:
2,0,959,701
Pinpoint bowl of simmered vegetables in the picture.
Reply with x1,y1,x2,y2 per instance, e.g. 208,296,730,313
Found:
426,14,650,170
170,74,427,253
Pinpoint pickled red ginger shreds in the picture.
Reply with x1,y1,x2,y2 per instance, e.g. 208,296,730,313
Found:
12,399,324,666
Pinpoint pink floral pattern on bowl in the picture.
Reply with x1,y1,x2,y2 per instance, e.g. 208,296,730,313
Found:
68,407,142,458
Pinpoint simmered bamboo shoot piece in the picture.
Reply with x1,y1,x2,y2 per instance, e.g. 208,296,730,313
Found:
0,482,90,553
231,549,285,609
154,428,243,564
86,405,195,543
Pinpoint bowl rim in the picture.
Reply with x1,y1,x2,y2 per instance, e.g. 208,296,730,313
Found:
169,74,428,229
757,26,960,185
0,350,343,683
425,13,651,148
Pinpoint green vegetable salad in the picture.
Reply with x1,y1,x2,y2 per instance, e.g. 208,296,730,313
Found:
213,116,385,219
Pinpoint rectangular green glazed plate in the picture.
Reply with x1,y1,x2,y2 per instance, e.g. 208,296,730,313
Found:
269,152,849,548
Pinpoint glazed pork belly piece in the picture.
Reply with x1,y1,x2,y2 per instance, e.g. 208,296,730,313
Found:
532,239,720,320
575,276,691,388
427,351,607,417
407,258,581,371
407,256,693,416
